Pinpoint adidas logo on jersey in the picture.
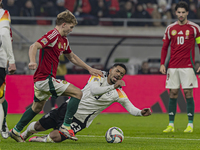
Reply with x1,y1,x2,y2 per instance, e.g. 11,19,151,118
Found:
178,31,183,35
190,83,193,86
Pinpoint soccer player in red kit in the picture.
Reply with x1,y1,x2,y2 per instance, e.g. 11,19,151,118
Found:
160,1,200,133
10,10,103,142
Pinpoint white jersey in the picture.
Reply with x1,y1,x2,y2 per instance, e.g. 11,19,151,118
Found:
73,71,142,128
0,8,15,68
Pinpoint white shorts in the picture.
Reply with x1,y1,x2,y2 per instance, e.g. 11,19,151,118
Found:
166,68,198,89
34,77,70,102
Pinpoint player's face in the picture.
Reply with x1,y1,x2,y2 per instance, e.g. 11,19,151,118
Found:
62,23,74,36
176,8,188,24
108,66,126,84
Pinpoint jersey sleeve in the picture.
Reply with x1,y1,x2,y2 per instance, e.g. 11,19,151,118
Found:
0,10,11,23
161,26,171,65
89,75,115,96
116,88,142,116
37,29,59,48
0,27,15,64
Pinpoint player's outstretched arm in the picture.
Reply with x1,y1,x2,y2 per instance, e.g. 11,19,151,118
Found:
65,52,103,77
28,42,42,70
141,108,151,116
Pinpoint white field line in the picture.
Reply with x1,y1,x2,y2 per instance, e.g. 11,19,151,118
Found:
34,133,200,141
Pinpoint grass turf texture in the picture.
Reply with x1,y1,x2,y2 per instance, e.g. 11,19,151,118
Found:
1,113,200,150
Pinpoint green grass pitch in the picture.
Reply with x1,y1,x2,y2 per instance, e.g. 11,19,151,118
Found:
1,113,200,150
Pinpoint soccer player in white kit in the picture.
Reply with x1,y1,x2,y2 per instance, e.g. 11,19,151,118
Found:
20,64,151,143
160,1,200,133
0,0,16,138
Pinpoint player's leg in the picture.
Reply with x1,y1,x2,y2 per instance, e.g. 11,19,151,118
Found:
10,80,51,142
10,101,46,142
29,130,59,143
163,68,180,132
180,68,198,132
167,89,179,128
1,98,9,139
30,117,86,143
59,84,82,141
0,86,9,139
183,89,194,132
21,121,40,141
22,104,63,141
47,77,82,141
0,67,6,137
0,97,4,133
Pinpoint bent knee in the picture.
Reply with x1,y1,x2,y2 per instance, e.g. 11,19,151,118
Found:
34,121,44,131
73,89,82,100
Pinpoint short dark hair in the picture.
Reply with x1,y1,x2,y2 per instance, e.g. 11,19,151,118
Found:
175,1,189,11
110,63,127,74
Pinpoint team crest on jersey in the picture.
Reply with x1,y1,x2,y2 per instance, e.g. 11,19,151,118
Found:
93,78,99,82
58,42,61,49
41,38,48,45
64,43,66,50
62,80,68,84
171,30,177,36
185,30,189,39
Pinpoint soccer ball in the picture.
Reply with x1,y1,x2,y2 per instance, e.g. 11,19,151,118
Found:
105,127,124,143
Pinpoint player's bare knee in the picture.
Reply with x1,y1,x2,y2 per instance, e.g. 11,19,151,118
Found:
32,106,43,113
34,121,45,131
32,101,46,113
75,90,82,100
184,89,193,98
170,89,179,98
72,89,82,100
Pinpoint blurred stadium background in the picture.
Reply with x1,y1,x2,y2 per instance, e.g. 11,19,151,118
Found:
3,0,200,114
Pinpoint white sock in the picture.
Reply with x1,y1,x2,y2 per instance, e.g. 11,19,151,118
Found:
188,123,193,128
27,121,37,133
169,123,174,127
0,103,4,131
45,134,54,143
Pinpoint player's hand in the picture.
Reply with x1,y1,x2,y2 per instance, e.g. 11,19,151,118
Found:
29,62,37,70
114,80,125,89
160,65,166,74
88,68,103,77
8,63,16,74
141,108,151,116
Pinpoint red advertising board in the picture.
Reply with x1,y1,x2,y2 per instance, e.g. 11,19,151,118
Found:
5,75,200,114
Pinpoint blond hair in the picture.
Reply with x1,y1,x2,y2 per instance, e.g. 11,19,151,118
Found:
56,10,78,25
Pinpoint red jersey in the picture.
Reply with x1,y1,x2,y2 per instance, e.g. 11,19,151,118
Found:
33,28,72,83
161,21,200,68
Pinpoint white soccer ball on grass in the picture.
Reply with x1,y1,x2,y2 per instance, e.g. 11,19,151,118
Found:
105,127,124,143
